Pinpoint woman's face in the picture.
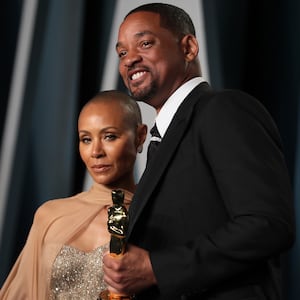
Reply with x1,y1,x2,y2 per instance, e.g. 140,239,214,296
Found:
78,100,139,190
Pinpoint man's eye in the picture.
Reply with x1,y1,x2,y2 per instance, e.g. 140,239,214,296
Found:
142,41,152,48
118,50,127,58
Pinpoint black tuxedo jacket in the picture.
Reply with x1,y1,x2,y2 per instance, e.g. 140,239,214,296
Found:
128,82,295,300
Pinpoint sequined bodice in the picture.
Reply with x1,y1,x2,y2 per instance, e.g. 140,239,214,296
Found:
49,244,109,299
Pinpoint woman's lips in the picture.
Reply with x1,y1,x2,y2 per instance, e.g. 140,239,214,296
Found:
91,164,111,173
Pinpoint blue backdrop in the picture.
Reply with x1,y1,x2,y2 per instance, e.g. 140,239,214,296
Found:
0,1,299,298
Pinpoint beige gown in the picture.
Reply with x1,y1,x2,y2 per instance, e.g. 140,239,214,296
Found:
0,183,133,300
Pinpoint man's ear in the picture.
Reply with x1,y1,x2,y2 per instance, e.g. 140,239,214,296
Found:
181,34,199,62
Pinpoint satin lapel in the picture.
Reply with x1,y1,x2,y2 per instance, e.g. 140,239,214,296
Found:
127,82,212,237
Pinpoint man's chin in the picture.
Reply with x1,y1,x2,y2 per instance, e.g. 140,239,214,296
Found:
130,87,156,103
130,90,147,102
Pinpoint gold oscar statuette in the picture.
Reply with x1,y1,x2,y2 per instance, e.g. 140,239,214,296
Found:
99,190,133,300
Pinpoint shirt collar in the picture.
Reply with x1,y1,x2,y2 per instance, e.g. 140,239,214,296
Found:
155,77,205,137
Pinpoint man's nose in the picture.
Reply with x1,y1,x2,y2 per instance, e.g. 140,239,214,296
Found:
124,50,142,67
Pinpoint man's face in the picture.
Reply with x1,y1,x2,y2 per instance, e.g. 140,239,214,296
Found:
116,11,187,110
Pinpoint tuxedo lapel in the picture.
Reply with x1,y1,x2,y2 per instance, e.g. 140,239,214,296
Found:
127,82,212,238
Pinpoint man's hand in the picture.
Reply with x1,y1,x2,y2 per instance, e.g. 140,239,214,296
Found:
103,244,157,295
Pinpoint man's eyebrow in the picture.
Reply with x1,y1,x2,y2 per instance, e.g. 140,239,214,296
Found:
116,31,154,49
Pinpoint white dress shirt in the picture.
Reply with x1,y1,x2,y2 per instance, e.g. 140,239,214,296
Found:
155,77,206,138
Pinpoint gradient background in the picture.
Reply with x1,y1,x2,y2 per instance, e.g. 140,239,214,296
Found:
0,1,299,298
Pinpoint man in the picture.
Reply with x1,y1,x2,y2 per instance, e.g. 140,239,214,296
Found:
103,3,295,300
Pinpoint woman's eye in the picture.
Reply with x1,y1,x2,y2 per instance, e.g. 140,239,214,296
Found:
104,134,117,141
80,137,91,144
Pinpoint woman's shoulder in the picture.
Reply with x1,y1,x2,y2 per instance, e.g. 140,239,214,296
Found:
34,191,88,223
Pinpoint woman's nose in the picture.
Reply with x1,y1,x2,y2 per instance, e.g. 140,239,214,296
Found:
91,141,104,158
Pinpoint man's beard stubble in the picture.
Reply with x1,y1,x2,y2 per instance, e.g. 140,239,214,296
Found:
128,80,158,104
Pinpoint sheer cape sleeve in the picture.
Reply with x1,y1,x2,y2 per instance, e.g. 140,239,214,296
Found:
0,183,133,300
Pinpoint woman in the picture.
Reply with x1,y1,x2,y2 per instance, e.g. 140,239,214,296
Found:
0,90,147,299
